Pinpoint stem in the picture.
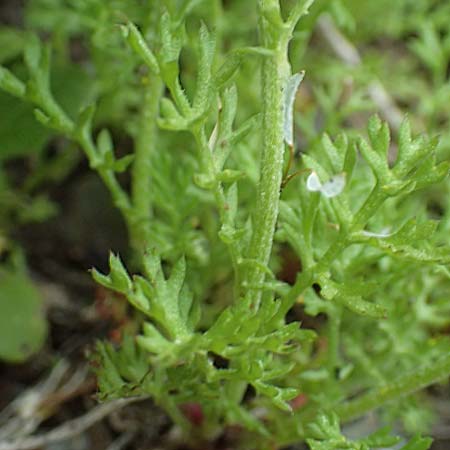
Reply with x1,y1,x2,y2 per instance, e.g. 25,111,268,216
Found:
351,187,387,230
76,129,132,218
326,304,341,373
193,127,241,287
241,9,292,307
336,352,450,421
279,351,450,447
286,187,386,305
130,73,164,252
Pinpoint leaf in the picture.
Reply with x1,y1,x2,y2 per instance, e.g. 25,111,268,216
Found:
400,435,433,450
216,85,238,155
367,114,390,158
361,426,400,447
121,22,159,74
192,22,216,116
253,380,299,412
321,133,345,173
320,278,387,318
94,337,150,399
113,154,135,173
307,412,341,440
352,219,450,264
24,34,43,76
394,132,439,179
137,322,172,354
0,91,50,160
0,27,27,63
214,52,242,88
216,169,245,184
0,66,26,98
97,128,113,156
0,62,93,160
0,270,47,363
76,104,96,141
358,136,389,183
158,97,188,130
91,253,132,294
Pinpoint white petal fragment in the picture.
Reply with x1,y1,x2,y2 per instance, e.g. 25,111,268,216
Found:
306,171,346,198
321,173,346,198
283,71,305,146
306,171,322,192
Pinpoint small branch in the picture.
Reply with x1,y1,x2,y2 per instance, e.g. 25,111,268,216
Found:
130,73,164,252
192,127,242,288
106,431,136,450
0,397,148,450
0,360,72,440
317,14,403,131
241,5,295,308
336,353,450,421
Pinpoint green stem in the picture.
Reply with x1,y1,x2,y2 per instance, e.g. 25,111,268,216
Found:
241,10,292,307
130,74,164,252
326,304,341,373
336,352,450,421
77,132,132,217
286,187,386,305
193,127,241,286
351,187,387,231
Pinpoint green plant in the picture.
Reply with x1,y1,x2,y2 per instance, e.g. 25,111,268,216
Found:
1,0,450,448
0,268,47,362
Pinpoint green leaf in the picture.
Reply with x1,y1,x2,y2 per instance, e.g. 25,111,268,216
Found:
0,62,92,160
358,136,389,183
0,27,27,63
400,435,433,450
253,380,299,412
192,22,215,117
158,97,188,130
214,52,242,89
353,219,450,264
0,92,50,160
307,412,341,440
91,253,132,294
113,154,135,173
216,169,245,184
94,337,150,399
24,34,43,76
0,270,47,363
137,322,171,354
361,426,400,447
76,104,95,141
367,114,390,158
96,128,113,158
0,66,26,98
121,22,159,74
320,278,387,318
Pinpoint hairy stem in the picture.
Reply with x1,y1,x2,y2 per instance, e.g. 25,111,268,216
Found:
241,5,292,307
193,126,241,287
336,352,450,421
130,74,164,252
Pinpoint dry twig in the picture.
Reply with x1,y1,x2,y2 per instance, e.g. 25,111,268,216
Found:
0,397,148,450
